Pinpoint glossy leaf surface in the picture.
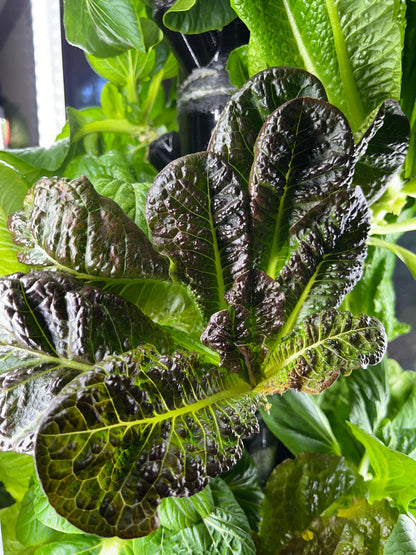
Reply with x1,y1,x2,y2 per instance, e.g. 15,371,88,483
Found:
8,175,169,280
35,348,258,538
259,309,386,395
259,453,366,554
163,0,237,33
249,97,355,278
146,152,250,318
0,271,172,453
209,66,327,186
354,100,410,204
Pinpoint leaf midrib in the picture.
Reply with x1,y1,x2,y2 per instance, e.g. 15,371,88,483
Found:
38,379,254,436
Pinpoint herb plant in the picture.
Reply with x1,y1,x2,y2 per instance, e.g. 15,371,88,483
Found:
0,1,416,553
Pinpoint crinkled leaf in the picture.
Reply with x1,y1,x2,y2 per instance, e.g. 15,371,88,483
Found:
8,175,169,280
260,389,341,456
280,498,398,554
209,66,327,186
35,348,258,538
249,97,355,279
133,479,256,554
348,423,416,511
258,309,386,395
354,100,410,204
163,0,237,33
276,187,369,332
201,270,284,383
0,271,172,453
231,0,404,134
16,487,62,547
384,514,416,554
258,453,367,554
146,152,250,318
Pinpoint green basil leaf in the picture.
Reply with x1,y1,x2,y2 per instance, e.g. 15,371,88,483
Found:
163,0,237,33
34,535,103,555
0,139,70,174
0,164,29,276
209,66,327,187
280,498,398,554
0,451,33,502
354,100,410,204
259,453,367,554
87,49,156,87
231,0,404,134
384,514,416,554
369,236,416,279
259,309,386,395
64,0,161,57
8,175,169,280
157,484,215,531
226,44,249,88
133,479,256,554
221,450,264,532
146,152,250,318
35,348,258,538
0,271,172,453
348,423,416,511
260,389,341,456
16,487,61,547
0,503,31,554
249,97,355,279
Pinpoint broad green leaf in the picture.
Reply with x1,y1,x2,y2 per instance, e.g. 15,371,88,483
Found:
231,0,404,134
260,389,341,456
157,484,215,531
384,514,416,554
221,450,264,532
259,453,367,554
209,66,327,187
280,498,398,554
16,487,61,546
146,151,250,318
0,271,172,453
258,309,386,395
87,48,156,88
0,139,70,174
8,175,169,280
133,479,256,554
354,100,410,205
402,2,416,180
342,244,410,341
64,0,161,57
348,423,416,511
34,535,103,555
0,452,33,502
249,97,355,279
369,236,416,279
0,502,34,554
0,164,28,276
163,0,237,33
226,44,249,88
35,347,258,538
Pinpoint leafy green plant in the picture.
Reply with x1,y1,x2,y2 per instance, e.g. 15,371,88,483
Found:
0,0,415,552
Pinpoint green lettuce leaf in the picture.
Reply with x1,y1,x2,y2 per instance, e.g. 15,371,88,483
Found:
258,453,367,554
231,0,404,133
279,498,398,554
35,348,258,538
384,514,416,554
0,271,172,453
